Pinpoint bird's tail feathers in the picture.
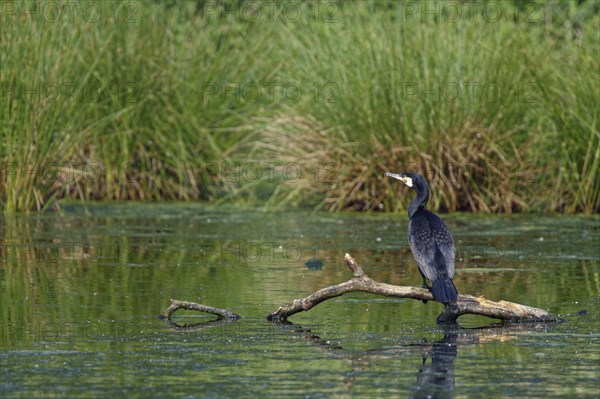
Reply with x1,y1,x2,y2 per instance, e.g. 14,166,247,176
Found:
431,277,458,304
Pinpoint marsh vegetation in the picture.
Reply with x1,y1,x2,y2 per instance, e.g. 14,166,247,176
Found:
1,0,598,213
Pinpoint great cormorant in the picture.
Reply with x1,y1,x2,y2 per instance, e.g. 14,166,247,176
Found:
385,172,458,305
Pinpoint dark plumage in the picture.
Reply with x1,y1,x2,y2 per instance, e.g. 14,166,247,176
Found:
385,172,458,305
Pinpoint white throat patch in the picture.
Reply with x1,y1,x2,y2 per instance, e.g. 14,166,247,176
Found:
403,176,413,187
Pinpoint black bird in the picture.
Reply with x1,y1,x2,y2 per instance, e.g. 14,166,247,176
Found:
385,172,458,305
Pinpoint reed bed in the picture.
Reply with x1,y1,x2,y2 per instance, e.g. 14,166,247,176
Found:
1,1,598,213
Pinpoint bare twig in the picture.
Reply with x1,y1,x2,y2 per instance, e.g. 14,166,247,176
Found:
163,299,240,320
267,254,556,324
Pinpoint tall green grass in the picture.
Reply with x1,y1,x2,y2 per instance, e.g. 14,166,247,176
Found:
1,1,279,210
1,0,598,213
251,0,600,213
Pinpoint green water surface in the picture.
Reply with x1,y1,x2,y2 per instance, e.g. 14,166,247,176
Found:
1,204,599,398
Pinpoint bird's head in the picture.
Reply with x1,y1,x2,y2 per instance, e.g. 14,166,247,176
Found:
385,172,430,216
385,172,429,197
384,172,415,188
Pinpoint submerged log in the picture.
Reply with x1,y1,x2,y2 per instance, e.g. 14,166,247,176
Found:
267,253,556,324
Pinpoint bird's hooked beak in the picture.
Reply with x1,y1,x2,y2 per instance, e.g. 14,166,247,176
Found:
385,172,413,187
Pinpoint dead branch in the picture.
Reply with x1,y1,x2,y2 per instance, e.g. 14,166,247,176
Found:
162,254,556,324
267,253,556,324
163,299,240,320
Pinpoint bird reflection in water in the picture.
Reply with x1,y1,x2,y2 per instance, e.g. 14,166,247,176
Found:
411,328,458,399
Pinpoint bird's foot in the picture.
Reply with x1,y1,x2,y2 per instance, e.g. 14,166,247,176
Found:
422,282,430,304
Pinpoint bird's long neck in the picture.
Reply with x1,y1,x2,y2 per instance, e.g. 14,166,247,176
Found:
408,186,429,219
